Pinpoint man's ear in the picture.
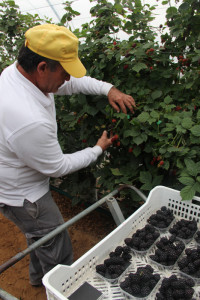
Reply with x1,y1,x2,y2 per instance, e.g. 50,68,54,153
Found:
37,61,48,75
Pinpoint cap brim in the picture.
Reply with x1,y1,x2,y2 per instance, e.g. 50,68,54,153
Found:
60,58,86,78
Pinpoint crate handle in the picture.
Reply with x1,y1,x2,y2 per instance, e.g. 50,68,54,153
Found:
191,198,200,206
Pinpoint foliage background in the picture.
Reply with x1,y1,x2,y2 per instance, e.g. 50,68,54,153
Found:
1,0,200,211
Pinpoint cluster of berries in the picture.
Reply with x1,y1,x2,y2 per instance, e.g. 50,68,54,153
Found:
156,274,195,300
124,224,160,251
195,231,200,244
178,247,200,278
120,265,160,297
147,206,174,229
96,246,131,279
150,235,185,266
169,219,197,240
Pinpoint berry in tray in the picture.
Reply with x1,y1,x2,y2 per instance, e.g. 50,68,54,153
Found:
124,224,160,252
120,265,160,298
178,247,200,281
155,274,195,300
147,206,174,230
169,219,197,241
149,235,185,267
96,246,132,283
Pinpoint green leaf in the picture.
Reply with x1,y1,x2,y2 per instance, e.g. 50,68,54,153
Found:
123,128,140,138
181,117,193,129
110,168,122,176
180,186,196,201
184,159,198,177
134,135,145,145
194,182,200,193
133,147,141,157
140,171,152,184
137,112,150,122
150,110,159,119
179,2,190,12
132,62,147,73
141,182,153,191
151,90,162,100
164,95,173,104
152,175,164,186
172,116,181,125
178,176,195,186
166,7,178,17
190,125,200,137
197,176,200,183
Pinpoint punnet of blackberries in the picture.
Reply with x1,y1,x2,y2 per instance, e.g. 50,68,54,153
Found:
120,265,160,297
169,219,197,240
147,206,174,229
124,224,160,252
95,246,132,280
156,274,195,300
178,247,200,278
149,235,185,266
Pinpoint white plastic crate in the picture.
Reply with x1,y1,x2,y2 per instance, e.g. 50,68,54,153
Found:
42,185,200,300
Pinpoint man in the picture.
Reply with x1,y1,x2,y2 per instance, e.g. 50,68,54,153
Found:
0,24,135,286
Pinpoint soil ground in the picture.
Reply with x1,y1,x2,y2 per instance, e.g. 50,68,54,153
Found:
0,191,116,300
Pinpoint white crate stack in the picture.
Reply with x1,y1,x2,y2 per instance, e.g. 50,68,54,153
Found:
42,186,200,300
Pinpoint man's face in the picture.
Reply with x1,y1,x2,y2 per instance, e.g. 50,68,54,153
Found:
40,63,70,94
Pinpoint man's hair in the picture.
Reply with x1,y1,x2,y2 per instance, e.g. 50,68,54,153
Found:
17,44,60,73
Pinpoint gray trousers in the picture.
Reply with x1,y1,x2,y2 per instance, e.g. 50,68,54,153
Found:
0,191,73,285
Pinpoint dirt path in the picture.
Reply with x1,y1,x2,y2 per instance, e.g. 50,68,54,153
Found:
0,191,116,300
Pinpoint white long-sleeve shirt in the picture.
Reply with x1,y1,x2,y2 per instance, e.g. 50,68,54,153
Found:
0,63,113,206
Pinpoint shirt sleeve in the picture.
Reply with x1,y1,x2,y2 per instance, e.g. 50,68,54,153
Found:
7,122,103,178
55,76,113,96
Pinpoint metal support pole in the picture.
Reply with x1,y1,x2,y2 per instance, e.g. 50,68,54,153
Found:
106,196,125,225
0,288,19,300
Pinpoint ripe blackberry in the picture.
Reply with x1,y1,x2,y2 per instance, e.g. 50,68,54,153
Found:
145,264,154,273
140,286,151,297
122,252,132,261
123,246,131,254
114,246,123,256
96,264,106,274
109,251,116,258
131,284,140,295
123,286,133,295
124,238,133,247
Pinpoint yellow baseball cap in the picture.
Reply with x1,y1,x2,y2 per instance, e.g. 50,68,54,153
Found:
25,24,86,78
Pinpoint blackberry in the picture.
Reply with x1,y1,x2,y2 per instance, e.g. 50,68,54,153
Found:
123,246,131,254
129,273,141,284
140,286,151,297
124,238,133,247
120,280,129,289
122,252,132,261
194,258,200,267
145,264,154,273
131,284,140,295
109,251,116,258
185,288,194,298
96,264,106,274
123,286,133,295
114,246,123,256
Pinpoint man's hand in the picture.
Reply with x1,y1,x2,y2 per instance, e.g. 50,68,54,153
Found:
96,130,113,151
108,86,136,114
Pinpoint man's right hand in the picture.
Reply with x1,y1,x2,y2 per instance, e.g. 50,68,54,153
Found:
96,130,113,151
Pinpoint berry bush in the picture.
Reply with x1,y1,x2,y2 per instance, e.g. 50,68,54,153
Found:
1,0,200,205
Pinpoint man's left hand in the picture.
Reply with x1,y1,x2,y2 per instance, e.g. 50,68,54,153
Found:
108,87,136,114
